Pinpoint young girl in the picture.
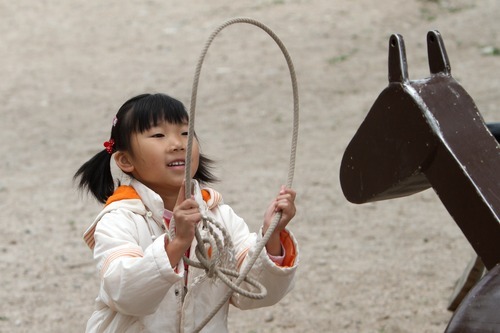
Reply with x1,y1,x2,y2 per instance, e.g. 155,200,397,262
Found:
75,93,299,333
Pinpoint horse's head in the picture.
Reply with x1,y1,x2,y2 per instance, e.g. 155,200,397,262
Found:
340,32,458,203
340,31,500,269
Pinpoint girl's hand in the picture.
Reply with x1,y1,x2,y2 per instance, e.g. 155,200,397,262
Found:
165,182,201,266
263,186,297,256
173,181,201,246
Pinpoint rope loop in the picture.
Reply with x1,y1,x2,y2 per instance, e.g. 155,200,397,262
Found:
180,17,299,333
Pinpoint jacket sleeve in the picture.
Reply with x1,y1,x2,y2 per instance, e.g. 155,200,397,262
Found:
216,205,299,310
92,208,182,316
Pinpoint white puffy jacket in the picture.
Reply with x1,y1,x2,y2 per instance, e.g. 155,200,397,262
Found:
83,172,299,333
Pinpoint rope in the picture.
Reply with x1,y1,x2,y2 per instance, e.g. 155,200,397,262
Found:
182,17,299,332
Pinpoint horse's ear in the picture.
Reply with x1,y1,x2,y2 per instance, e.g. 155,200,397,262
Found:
427,30,451,75
388,33,409,83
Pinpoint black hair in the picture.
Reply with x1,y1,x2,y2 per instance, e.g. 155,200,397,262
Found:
74,93,217,203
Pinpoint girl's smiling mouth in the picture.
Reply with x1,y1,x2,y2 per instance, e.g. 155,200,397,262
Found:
168,160,185,167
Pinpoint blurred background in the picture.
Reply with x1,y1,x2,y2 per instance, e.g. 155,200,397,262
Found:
1,1,499,332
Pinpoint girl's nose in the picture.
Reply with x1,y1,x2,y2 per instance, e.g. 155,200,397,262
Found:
171,137,185,151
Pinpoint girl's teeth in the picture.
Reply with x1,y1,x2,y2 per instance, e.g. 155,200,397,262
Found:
169,161,185,166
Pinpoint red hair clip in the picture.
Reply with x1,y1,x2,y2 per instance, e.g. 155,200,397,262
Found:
103,139,115,154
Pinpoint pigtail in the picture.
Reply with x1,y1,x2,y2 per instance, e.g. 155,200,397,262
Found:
74,149,115,204
195,153,219,184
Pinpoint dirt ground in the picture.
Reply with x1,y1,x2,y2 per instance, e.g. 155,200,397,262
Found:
1,0,499,332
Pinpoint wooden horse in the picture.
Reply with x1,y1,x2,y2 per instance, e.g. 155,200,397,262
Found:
339,31,500,332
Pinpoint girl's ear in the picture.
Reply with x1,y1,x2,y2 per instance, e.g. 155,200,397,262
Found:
114,152,135,173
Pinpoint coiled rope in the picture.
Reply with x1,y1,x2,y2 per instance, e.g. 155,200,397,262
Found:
182,17,299,332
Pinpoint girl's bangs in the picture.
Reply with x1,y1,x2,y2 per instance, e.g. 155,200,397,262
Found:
130,95,189,133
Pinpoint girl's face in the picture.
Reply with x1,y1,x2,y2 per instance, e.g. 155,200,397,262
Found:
124,120,199,196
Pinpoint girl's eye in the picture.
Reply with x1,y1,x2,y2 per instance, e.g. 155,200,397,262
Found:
181,131,188,136
151,133,164,138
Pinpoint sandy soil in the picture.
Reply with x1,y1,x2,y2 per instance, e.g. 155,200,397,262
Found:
1,0,499,332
